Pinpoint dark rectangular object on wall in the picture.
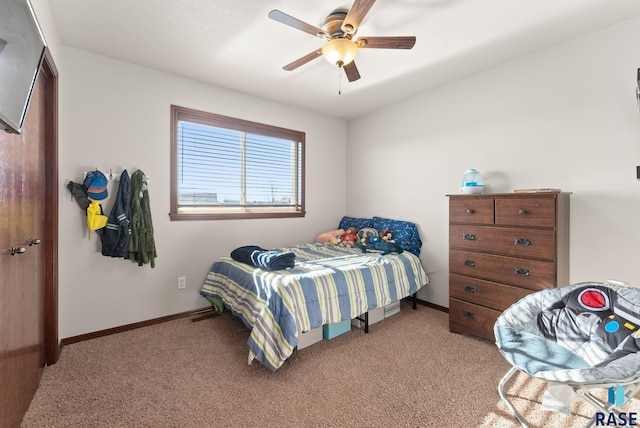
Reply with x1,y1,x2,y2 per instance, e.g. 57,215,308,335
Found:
0,0,46,134
637,165,640,180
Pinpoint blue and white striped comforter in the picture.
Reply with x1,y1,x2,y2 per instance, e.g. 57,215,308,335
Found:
200,243,428,371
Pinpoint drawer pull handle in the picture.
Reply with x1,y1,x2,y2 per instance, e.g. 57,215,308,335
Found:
463,233,476,241
519,208,527,215
514,237,531,246
463,285,476,293
466,208,474,214
463,259,476,267
463,311,475,320
515,268,531,277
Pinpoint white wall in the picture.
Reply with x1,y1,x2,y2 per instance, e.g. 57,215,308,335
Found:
30,0,61,61
57,47,347,339
347,17,640,308
31,3,640,336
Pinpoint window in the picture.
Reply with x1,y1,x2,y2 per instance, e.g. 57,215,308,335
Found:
170,105,305,220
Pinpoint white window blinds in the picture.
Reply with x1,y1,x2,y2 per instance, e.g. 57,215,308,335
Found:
170,105,305,220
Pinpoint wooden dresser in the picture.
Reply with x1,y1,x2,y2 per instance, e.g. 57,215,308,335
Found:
447,192,570,341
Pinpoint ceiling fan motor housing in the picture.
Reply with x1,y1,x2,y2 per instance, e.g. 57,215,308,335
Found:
322,9,350,39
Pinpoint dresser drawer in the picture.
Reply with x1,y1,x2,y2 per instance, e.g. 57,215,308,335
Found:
449,198,494,225
495,197,556,227
449,225,555,260
449,249,555,290
449,274,533,311
449,298,500,341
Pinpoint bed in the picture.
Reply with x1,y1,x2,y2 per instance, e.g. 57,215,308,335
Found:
199,216,429,371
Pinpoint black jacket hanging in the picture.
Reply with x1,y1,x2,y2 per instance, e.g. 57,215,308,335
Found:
101,170,131,258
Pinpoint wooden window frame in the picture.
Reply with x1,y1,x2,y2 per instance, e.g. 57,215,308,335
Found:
169,105,306,221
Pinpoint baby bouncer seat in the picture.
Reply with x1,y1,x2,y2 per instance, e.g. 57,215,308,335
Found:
494,280,640,427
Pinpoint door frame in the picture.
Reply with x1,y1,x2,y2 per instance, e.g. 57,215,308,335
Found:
42,48,59,365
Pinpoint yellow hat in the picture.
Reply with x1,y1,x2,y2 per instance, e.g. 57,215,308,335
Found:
87,199,108,231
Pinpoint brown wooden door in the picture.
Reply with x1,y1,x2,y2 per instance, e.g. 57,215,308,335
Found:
0,62,50,427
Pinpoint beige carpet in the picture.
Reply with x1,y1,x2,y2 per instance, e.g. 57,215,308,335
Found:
21,306,640,427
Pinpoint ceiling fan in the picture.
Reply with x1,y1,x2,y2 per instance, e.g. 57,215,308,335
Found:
268,0,416,82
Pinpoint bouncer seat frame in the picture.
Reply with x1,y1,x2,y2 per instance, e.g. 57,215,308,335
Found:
495,280,640,428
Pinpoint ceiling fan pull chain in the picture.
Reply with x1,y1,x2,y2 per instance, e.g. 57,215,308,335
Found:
338,66,342,95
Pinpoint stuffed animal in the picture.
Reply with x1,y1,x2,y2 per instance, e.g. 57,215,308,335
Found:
379,227,393,242
357,227,378,245
340,227,357,248
368,235,381,246
356,240,404,255
316,229,345,244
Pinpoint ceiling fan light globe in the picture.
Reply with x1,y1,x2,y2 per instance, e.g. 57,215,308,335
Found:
322,38,358,67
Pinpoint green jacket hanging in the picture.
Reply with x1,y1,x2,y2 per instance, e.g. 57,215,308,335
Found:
129,170,157,267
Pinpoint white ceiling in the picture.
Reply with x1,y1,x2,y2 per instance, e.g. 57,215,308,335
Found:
48,0,640,120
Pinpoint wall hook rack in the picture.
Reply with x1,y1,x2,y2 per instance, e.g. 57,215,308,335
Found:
631,71,638,183
82,167,121,182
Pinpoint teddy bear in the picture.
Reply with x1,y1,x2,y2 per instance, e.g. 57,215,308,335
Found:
316,229,345,244
339,227,358,248
329,236,341,246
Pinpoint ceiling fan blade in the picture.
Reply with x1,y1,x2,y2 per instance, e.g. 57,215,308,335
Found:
283,49,323,71
341,0,376,35
268,10,327,38
343,61,361,82
356,36,416,49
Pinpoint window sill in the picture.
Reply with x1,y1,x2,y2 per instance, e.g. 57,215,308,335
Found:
169,211,306,221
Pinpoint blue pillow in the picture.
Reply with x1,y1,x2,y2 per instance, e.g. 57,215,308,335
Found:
372,216,422,256
338,216,373,231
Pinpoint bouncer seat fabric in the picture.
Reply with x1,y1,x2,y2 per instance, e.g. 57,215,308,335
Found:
495,280,640,385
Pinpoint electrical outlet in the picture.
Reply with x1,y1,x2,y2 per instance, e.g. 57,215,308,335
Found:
177,276,186,290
